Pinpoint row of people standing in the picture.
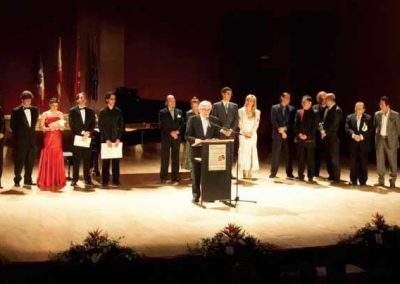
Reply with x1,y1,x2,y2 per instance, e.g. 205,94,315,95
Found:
271,91,400,187
4,90,123,191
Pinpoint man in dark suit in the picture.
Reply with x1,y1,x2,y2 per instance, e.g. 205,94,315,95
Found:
312,91,327,177
69,92,96,187
186,100,222,203
98,92,124,187
320,93,343,184
294,95,318,183
270,92,295,178
10,90,39,187
211,87,239,138
345,102,372,186
0,105,5,188
159,94,184,184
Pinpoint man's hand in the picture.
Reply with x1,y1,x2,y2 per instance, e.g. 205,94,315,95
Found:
83,131,91,139
170,130,179,139
321,131,327,139
223,129,233,137
352,134,361,142
278,127,285,134
244,132,252,139
281,132,287,139
0,133,4,140
194,138,203,144
115,139,120,147
299,134,307,140
106,140,113,148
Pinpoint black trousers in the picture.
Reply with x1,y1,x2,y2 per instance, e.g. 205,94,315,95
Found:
14,144,35,184
349,144,368,184
324,137,341,181
314,135,323,177
191,158,201,199
102,159,120,183
270,138,293,177
160,137,180,180
297,142,315,179
72,146,91,182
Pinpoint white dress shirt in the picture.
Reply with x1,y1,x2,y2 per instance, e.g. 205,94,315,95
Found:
24,107,32,127
79,107,86,124
380,109,390,136
200,116,209,136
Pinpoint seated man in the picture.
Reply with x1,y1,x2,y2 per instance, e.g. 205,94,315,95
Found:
185,100,222,203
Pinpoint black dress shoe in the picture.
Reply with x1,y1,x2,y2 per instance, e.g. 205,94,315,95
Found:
295,176,305,181
24,182,36,186
71,180,78,186
192,198,199,203
269,174,277,179
308,178,317,184
112,181,121,186
160,179,167,184
102,181,109,187
14,183,20,187
85,181,94,186
348,181,357,186
287,174,295,179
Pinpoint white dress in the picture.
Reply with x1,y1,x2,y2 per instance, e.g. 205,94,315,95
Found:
238,108,261,171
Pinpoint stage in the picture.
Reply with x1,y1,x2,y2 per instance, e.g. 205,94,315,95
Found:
0,144,399,262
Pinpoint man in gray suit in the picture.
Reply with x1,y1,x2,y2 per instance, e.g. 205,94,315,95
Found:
374,96,400,187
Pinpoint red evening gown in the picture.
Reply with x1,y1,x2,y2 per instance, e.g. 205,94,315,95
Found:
37,116,66,189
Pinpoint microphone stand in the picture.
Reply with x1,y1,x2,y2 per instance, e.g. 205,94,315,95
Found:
209,120,257,207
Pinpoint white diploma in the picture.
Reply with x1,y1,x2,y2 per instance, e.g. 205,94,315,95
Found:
49,119,66,128
74,135,92,148
101,143,123,159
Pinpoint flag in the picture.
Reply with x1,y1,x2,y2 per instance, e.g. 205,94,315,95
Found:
57,36,63,99
37,55,45,108
74,35,81,94
88,35,99,101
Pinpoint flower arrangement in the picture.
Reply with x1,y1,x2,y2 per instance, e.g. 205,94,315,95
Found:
188,223,278,259
338,213,400,247
50,229,140,264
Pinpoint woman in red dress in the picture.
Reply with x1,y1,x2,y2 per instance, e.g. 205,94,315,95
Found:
37,98,66,190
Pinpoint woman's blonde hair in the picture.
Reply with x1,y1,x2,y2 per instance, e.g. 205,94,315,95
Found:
243,94,257,117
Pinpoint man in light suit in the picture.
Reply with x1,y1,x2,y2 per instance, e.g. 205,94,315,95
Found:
374,96,400,188
186,101,222,203
270,92,295,178
345,102,372,186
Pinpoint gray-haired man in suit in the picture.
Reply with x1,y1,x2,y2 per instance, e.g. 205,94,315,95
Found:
374,96,400,187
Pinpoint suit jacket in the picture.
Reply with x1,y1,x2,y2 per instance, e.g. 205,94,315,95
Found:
322,104,343,140
294,108,318,142
270,103,295,139
345,113,372,151
68,106,96,137
10,105,39,148
212,101,239,131
0,106,5,135
185,115,222,157
374,109,400,149
98,106,124,143
159,108,184,141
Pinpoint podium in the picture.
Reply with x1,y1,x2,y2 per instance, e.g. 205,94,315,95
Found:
192,139,234,208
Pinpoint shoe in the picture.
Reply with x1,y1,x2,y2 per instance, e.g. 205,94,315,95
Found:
102,181,109,187
308,178,317,184
85,181,94,186
287,174,295,179
192,198,199,203
14,183,20,188
231,175,237,180
348,181,357,186
0,184,3,189
360,182,367,186
71,180,78,186
269,174,276,179
389,180,396,188
24,182,36,186
112,181,121,186
295,176,305,181
374,178,384,187
331,180,341,185
160,179,167,184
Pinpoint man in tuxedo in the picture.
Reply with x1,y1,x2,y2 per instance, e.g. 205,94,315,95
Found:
10,90,39,187
320,93,343,184
374,96,400,187
270,92,295,179
69,92,96,187
294,95,318,183
345,102,372,186
159,94,184,184
312,91,327,177
0,105,4,188
185,100,222,203
98,92,124,187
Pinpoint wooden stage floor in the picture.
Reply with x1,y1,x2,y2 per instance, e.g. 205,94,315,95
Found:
0,144,399,262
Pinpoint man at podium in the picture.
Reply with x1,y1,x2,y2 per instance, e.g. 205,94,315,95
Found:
185,100,222,203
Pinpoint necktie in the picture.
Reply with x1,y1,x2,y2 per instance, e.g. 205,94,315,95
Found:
224,103,228,114
300,109,305,122
323,108,328,122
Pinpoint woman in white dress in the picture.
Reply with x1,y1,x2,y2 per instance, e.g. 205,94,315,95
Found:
238,94,261,179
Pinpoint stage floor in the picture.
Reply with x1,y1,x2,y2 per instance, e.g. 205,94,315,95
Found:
0,144,399,262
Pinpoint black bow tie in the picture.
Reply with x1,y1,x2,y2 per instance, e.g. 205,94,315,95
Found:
23,107,31,110
79,107,85,110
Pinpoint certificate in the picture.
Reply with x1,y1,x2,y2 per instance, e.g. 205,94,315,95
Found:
101,143,123,159
49,119,66,128
208,144,226,171
74,135,92,148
